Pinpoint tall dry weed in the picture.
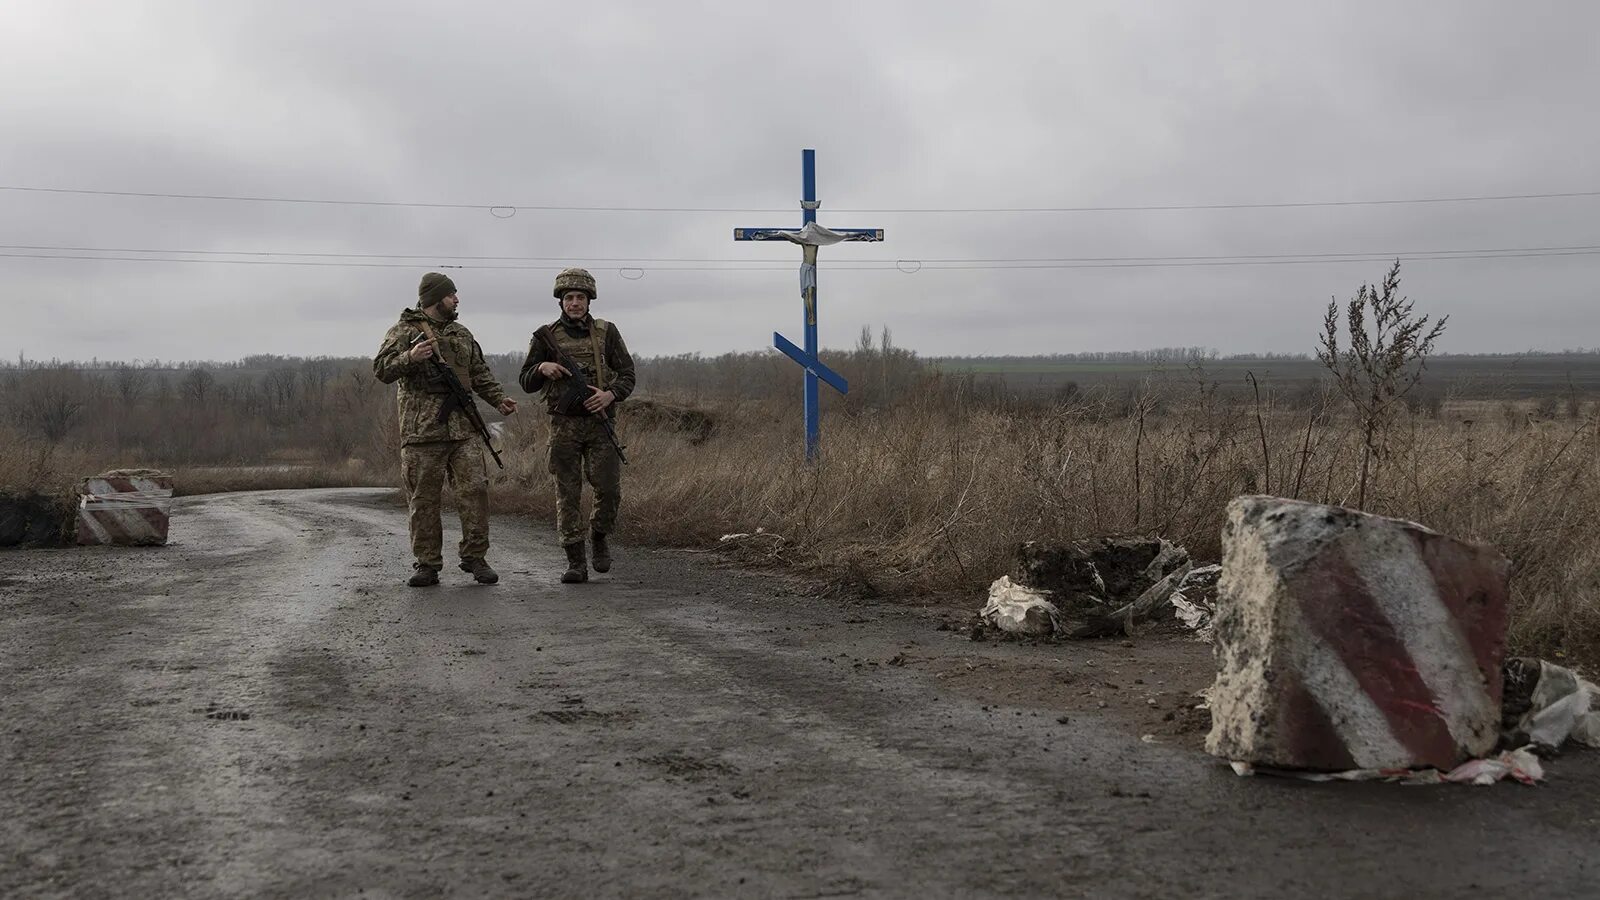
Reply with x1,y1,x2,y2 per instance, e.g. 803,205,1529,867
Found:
3,351,1595,662
484,375,1600,661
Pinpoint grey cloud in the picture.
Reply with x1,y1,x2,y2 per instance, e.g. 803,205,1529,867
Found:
3,1,1599,364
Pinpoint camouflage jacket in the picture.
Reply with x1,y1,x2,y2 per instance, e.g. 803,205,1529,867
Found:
518,314,636,419
373,308,508,446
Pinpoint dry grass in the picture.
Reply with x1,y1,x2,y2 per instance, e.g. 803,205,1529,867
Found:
493,376,1600,663
0,429,397,499
171,462,398,496
4,357,1596,665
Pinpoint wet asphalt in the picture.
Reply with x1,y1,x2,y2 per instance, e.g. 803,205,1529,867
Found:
1,489,1596,899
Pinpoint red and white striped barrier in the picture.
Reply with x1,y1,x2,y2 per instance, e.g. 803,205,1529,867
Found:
75,470,174,546
1206,496,1510,771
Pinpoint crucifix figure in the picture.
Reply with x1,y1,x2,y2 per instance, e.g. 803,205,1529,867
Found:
734,149,884,461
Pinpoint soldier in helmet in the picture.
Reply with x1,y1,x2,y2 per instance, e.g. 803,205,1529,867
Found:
519,267,637,583
374,273,518,587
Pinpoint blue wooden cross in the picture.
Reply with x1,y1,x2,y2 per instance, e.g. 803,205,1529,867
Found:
734,149,884,461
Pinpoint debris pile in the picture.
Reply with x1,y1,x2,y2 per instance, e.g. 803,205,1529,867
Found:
979,537,1196,639
0,493,69,546
1501,656,1600,752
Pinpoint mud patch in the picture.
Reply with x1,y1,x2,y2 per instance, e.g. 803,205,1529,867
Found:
199,705,252,721
131,660,200,673
534,709,633,725
637,750,739,781
915,628,1217,750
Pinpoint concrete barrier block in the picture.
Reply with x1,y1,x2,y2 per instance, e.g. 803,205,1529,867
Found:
75,469,174,546
1206,496,1510,771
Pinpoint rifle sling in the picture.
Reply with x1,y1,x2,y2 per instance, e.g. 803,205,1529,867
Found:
541,324,614,416
416,319,471,422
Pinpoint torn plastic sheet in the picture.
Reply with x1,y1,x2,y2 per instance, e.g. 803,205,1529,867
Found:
1229,747,1545,786
1516,660,1600,750
979,576,1060,636
1169,564,1221,638
79,490,173,512
718,527,780,543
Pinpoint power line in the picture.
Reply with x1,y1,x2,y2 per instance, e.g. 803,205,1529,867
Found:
4,183,1600,214
4,242,1600,264
5,248,1599,271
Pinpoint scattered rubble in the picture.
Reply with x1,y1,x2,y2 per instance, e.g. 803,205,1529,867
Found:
979,536,1198,639
627,398,717,444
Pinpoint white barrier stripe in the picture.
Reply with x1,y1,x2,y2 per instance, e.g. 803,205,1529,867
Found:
80,509,162,542
79,511,114,544
96,513,155,539
1284,596,1412,769
1345,532,1497,751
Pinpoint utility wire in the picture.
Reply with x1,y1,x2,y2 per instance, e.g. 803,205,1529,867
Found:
5,248,1599,271
4,242,1600,264
3,184,1599,214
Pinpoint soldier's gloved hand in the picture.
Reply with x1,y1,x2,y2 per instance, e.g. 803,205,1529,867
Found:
408,338,436,362
583,386,615,413
497,398,518,416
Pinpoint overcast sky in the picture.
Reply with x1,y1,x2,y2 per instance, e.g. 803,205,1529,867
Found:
3,1,1597,363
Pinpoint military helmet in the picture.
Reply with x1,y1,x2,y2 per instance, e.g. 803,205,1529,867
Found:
552,267,597,300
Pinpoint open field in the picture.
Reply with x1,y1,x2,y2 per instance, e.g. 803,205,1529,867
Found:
4,348,1600,666
936,353,1600,401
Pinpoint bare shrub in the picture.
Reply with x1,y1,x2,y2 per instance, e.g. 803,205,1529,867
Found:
1317,260,1447,508
10,365,93,444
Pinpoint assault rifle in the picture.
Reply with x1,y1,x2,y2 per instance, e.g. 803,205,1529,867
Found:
533,326,627,464
410,332,504,469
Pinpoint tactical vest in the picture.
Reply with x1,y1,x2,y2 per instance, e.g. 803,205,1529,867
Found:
541,318,612,412
411,320,476,394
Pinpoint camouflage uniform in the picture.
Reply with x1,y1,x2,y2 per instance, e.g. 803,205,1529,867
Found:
374,306,508,572
519,314,636,548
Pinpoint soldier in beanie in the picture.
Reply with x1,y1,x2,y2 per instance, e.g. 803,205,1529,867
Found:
519,267,636,583
374,273,518,586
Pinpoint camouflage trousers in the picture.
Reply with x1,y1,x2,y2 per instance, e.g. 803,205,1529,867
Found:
401,439,489,569
547,415,622,547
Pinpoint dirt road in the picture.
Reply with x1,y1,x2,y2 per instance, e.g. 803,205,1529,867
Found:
3,489,1596,898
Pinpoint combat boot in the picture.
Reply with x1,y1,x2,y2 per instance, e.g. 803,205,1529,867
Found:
408,565,440,587
459,557,499,584
561,541,588,584
590,531,612,574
